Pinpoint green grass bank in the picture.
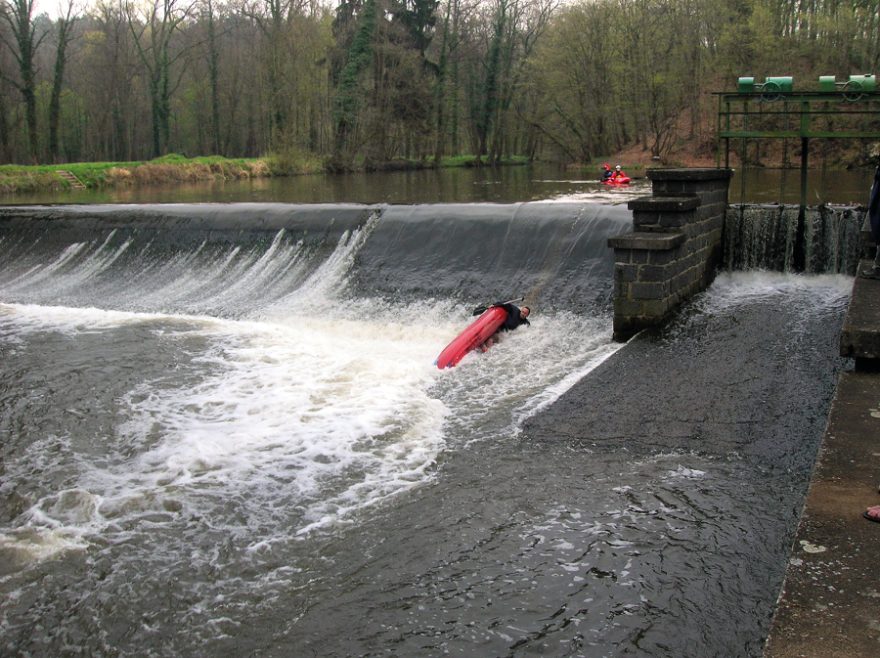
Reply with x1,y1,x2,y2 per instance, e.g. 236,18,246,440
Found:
0,153,530,195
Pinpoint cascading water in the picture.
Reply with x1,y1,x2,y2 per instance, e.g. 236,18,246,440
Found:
724,204,866,274
0,201,851,657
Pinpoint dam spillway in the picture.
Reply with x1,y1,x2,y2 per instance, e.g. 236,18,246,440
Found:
0,202,628,314
0,200,855,656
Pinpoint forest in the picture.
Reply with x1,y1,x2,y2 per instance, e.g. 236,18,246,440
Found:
1,0,878,169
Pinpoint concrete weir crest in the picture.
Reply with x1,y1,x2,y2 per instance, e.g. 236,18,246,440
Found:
608,167,734,341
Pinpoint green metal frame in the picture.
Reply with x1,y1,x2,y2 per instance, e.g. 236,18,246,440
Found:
716,91,880,149
714,89,880,270
715,90,880,205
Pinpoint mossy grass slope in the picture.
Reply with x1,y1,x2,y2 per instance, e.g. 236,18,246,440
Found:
0,152,531,194
0,154,273,193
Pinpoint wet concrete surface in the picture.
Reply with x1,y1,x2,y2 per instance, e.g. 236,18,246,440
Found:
524,277,849,654
765,267,880,658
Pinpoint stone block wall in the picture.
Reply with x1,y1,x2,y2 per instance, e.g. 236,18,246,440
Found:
608,168,734,340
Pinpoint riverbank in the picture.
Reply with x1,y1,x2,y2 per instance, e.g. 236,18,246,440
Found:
0,155,279,194
0,153,530,195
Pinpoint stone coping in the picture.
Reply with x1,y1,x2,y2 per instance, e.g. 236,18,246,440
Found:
607,231,685,251
627,196,701,212
647,167,734,181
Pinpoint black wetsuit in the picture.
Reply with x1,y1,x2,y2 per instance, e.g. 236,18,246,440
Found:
870,165,880,245
496,303,530,332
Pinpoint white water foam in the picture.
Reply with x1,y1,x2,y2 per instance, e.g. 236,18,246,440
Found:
1,293,620,565
539,178,651,205
0,526,89,571
4,260,849,565
698,270,852,311
113,311,449,537
0,208,622,561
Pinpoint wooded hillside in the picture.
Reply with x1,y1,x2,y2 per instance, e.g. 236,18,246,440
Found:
1,0,878,168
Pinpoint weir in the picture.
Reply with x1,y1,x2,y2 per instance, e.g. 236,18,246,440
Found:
608,167,869,340
725,203,866,274
0,201,632,315
3,193,869,332
606,166,880,654
0,191,875,655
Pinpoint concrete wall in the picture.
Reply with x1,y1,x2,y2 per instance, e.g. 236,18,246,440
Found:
608,168,733,341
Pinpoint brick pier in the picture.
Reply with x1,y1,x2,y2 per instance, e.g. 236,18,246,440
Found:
608,167,734,341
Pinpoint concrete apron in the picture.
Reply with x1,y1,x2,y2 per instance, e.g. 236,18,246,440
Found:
765,267,880,657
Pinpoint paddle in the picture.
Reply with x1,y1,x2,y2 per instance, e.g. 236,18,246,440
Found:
471,296,525,316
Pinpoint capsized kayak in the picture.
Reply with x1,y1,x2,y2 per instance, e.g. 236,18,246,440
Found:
435,306,508,369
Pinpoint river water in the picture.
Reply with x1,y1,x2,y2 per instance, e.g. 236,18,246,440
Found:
0,169,857,657
1,163,873,206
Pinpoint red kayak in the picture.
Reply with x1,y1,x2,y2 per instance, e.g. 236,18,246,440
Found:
602,177,631,185
435,306,508,369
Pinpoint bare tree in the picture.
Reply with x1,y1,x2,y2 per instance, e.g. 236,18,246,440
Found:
489,0,557,162
124,0,197,157
48,0,79,162
201,0,221,153
0,0,45,162
79,0,141,160
242,0,299,145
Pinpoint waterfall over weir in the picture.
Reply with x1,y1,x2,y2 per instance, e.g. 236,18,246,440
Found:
0,202,631,315
724,204,866,274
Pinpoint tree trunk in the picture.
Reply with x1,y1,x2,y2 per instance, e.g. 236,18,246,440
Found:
3,0,42,162
0,77,10,161
432,0,451,163
48,13,75,163
205,0,222,154
477,1,505,161
150,77,163,157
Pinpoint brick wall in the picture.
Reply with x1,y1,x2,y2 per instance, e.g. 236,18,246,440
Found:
608,168,734,340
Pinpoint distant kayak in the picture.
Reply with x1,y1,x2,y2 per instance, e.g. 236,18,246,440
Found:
602,177,631,186
435,306,508,369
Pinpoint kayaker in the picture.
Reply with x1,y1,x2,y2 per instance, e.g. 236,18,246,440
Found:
611,164,627,180
480,303,530,350
602,163,613,181
498,303,530,331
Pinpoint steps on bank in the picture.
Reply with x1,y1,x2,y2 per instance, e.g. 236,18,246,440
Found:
57,170,86,189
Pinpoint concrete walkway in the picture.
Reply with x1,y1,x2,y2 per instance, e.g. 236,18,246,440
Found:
765,267,880,657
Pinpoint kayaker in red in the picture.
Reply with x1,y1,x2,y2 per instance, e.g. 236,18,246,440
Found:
435,302,530,368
